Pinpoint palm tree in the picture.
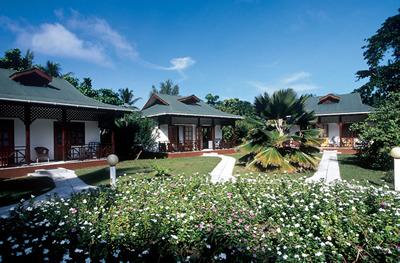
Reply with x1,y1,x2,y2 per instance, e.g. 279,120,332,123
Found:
150,79,179,97
44,61,61,77
239,89,323,173
119,88,142,109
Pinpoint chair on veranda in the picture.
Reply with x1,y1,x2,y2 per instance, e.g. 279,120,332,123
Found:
35,147,49,163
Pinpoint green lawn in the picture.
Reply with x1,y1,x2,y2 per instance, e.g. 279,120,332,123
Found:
75,156,221,186
338,153,393,189
0,153,393,207
0,176,55,207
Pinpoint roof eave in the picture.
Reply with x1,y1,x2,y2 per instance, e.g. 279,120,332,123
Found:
315,111,372,116
143,112,244,120
0,97,133,113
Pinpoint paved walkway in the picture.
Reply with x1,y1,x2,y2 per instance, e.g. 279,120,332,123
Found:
306,150,341,183
203,153,236,183
0,168,96,218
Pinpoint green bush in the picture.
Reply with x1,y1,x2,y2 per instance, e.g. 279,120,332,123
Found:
351,92,400,170
0,173,399,262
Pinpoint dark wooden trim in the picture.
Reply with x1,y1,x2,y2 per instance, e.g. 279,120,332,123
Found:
142,94,169,110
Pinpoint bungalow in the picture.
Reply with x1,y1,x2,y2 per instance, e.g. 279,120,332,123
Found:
141,93,244,152
0,68,132,167
291,93,374,149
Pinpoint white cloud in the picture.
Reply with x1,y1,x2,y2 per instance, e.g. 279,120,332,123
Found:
26,23,112,66
64,11,138,60
248,72,319,94
161,57,196,71
1,11,195,75
281,72,310,84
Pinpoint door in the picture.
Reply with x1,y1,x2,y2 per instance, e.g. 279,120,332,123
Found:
54,122,63,160
202,127,211,149
0,120,14,165
168,125,179,144
54,122,85,160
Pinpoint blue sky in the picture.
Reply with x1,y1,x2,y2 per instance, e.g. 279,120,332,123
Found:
0,1,398,108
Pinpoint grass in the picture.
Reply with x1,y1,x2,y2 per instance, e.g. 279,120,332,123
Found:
0,176,55,207
75,156,221,186
0,153,393,207
338,153,393,189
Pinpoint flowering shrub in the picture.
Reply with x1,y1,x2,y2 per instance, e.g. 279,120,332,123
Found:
0,173,399,262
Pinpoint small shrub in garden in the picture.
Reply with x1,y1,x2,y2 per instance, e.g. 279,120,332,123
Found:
0,172,399,262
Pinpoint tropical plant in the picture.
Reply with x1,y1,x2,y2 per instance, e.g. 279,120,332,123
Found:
239,89,323,173
115,111,157,160
205,93,220,106
150,79,179,96
353,9,400,107
0,48,34,71
350,92,400,170
118,88,142,109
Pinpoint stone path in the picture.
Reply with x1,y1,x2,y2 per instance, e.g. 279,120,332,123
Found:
203,153,236,183
306,150,341,183
0,168,96,218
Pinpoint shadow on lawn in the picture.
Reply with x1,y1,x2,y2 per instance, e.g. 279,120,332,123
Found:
78,167,155,186
339,155,376,169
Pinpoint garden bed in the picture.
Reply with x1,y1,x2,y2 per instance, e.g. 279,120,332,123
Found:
0,172,399,262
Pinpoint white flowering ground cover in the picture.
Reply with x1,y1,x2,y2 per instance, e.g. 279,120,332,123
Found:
0,173,399,262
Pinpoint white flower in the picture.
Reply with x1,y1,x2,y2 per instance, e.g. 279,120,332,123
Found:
219,253,227,259
315,251,323,257
43,249,49,254
206,244,211,249
171,235,178,240
142,250,149,255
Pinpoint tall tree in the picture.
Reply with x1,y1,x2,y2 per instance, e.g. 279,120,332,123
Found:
150,79,179,96
351,92,400,170
239,89,322,173
0,48,34,71
115,111,157,160
354,9,400,107
44,61,61,77
119,88,142,109
205,93,220,106
96,89,123,106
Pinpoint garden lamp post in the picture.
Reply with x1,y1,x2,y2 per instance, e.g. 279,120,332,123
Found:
107,154,119,187
390,147,400,191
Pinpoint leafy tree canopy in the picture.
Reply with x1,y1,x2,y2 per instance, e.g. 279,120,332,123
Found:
205,93,220,106
0,48,34,71
115,111,157,160
65,76,123,106
354,9,400,107
150,79,179,96
215,98,256,118
351,92,400,170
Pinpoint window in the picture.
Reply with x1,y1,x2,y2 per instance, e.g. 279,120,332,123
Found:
70,123,85,145
343,124,358,138
319,124,328,138
0,120,14,148
185,126,193,142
